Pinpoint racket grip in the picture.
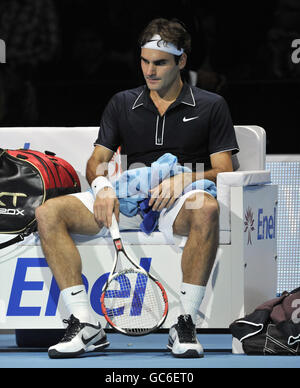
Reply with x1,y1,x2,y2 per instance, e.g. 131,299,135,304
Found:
109,213,120,240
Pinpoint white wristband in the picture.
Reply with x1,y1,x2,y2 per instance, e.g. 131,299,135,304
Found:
91,176,113,197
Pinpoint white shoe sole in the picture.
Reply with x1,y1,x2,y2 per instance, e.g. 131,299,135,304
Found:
48,337,110,359
167,342,204,358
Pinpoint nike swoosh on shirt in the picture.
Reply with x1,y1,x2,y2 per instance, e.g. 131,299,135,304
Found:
183,116,199,122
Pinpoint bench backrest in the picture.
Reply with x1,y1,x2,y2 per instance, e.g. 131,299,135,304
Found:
0,125,266,190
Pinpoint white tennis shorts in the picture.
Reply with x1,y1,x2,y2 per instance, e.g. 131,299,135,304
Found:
70,188,211,245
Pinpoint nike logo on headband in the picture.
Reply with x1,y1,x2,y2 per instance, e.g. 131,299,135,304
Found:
142,34,184,56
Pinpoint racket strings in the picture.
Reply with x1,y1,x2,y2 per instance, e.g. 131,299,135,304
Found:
103,270,166,334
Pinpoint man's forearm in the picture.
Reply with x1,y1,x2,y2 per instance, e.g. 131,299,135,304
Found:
183,169,222,186
86,158,109,186
202,169,224,184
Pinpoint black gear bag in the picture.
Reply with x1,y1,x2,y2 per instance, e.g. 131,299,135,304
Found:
0,148,81,249
230,287,300,355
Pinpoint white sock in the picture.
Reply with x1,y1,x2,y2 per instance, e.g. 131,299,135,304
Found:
60,285,98,325
178,283,206,325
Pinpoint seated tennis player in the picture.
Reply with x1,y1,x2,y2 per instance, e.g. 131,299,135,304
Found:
36,18,239,359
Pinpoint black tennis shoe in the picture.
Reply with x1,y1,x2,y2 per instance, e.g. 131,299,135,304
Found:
48,315,109,359
167,314,204,358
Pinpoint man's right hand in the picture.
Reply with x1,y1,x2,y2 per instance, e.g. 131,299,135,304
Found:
93,187,119,228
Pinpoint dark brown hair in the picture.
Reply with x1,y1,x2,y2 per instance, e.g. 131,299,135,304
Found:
139,18,191,56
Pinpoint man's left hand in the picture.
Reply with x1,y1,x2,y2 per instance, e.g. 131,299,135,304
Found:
148,173,192,211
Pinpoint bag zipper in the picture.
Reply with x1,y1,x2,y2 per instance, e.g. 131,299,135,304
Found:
51,160,78,188
20,150,57,188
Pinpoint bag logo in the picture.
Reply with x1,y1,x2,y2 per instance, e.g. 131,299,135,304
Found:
0,192,28,207
0,193,27,216
0,208,25,216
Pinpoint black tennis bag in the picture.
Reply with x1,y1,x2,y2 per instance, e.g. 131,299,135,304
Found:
230,287,300,355
0,148,81,248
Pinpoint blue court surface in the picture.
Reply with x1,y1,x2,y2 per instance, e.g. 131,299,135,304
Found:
0,332,299,369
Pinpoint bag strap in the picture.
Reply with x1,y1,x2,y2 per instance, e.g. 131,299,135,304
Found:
0,235,24,249
0,222,37,250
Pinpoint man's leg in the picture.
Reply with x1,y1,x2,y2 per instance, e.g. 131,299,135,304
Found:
167,191,219,358
174,192,219,287
35,194,102,323
35,195,101,290
35,195,109,358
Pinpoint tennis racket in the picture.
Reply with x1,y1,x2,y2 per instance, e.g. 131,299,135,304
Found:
100,214,168,336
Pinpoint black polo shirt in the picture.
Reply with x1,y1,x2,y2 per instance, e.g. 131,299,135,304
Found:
95,83,239,171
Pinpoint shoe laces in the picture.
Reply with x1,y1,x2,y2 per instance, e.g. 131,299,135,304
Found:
176,315,197,343
60,315,83,343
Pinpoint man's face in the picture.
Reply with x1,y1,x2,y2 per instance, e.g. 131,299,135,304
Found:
141,48,186,94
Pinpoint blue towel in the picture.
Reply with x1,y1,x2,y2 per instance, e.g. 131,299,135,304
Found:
112,153,217,234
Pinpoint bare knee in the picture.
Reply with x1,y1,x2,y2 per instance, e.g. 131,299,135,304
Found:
174,193,219,236
36,195,100,236
35,198,65,233
186,193,219,229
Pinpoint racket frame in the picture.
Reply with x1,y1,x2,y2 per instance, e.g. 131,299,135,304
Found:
100,214,168,336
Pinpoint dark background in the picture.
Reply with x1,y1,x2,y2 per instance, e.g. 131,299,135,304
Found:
0,0,299,154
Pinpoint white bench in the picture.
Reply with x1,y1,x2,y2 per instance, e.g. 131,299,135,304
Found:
0,126,277,339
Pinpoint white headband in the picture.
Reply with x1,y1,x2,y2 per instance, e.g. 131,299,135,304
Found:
141,34,184,56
